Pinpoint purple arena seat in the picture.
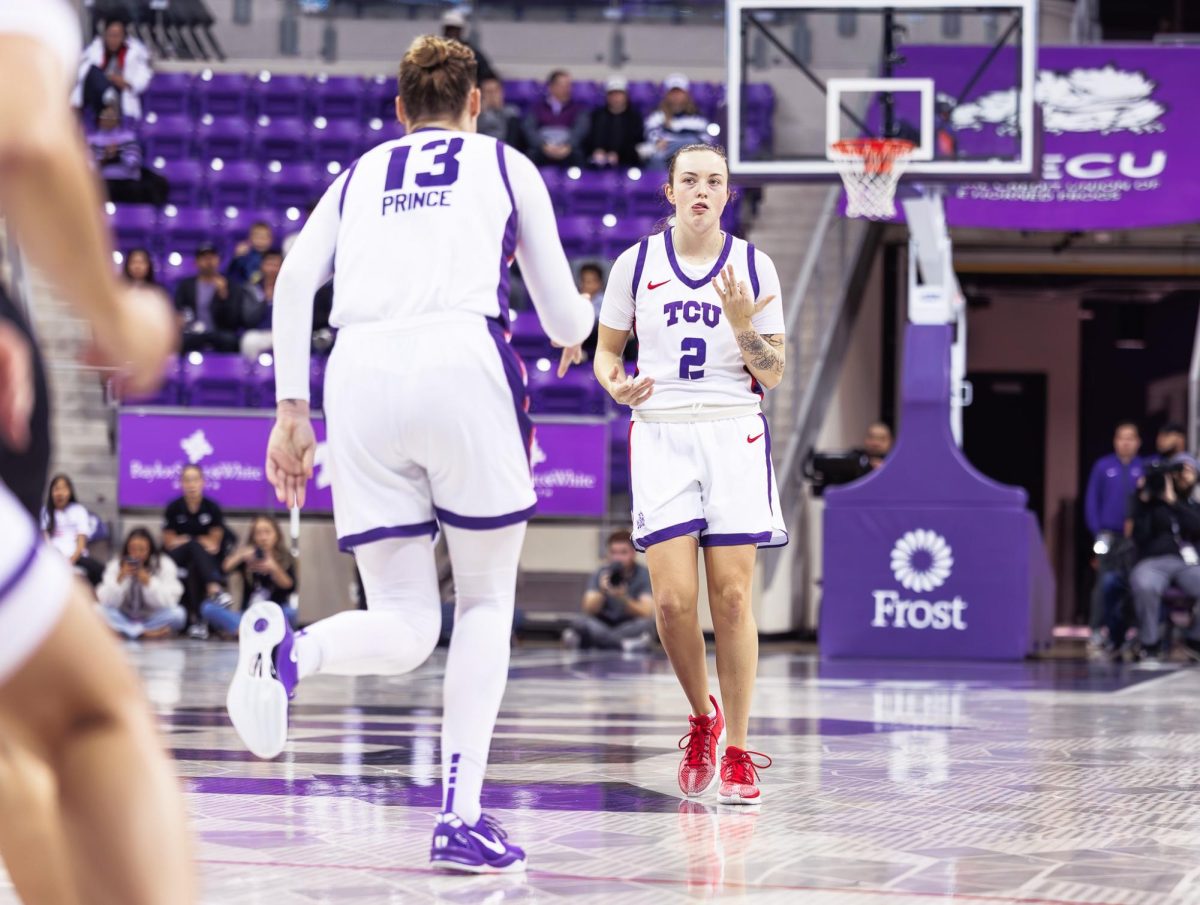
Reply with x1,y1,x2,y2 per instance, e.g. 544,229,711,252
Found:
689,82,719,118
561,169,621,216
159,254,198,292
527,366,605,415
502,80,542,111
195,72,251,117
141,72,193,116
253,116,312,163
627,81,659,116
248,357,276,408
312,119,363,168
182,353,249,407
361,118,406,154
208,160,264,209
141,113,195,160
196,116,252,160
124,356,182,406
572,81,604,110
152,158,207,207
600,216,657,258
253,73,311,119
556,215,598,258
537,167,567,205
261,161,322,210
161,207,218,256
625,172,670,219
313,75,366,120
364,75,397,119
216,207,279,250
508,310,555,362
108,205,160,251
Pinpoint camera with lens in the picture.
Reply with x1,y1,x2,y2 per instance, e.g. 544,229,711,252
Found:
1143,460,1185,498
607,563,626,587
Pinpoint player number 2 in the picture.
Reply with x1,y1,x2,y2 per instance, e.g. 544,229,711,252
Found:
679,338,706,380
384,138,464,191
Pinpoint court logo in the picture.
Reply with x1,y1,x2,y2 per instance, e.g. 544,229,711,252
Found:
890,529,953,593
180,430,214,464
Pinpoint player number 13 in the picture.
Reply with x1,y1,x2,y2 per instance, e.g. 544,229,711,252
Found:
384,138,464,191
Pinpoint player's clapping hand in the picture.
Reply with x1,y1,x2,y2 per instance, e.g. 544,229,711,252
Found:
88,284,179,398
712,264,775,328
267,405,317,508
605,363,654,407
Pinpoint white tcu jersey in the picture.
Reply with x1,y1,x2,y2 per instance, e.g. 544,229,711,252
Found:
600,229,784,413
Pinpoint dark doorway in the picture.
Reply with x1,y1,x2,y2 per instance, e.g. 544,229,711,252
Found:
963,372,1048,526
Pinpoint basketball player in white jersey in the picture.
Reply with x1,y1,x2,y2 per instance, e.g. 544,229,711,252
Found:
226,36,593,873
596,144,786,805
0,2,194,902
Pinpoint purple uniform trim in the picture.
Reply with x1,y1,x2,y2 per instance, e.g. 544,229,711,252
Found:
337,161,359,216
631,238,649,297
761,412,773,511
337,521,438,552
635,518,707,550
434,504,537,530
0,541,39,604
494,141,519,327
747,242,760,299
663,228,733,290
486,318,535,466
700,532,773,547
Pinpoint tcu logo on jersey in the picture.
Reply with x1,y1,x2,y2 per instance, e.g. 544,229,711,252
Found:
663,300,721,329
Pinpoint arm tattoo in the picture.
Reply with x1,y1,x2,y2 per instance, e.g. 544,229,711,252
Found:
736,330,785,376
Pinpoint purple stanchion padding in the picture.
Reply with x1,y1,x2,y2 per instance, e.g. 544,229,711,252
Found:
821,324,1055,661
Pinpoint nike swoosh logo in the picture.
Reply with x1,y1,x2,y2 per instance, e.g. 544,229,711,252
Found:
647,279,671,290
747,433,764,443
468,830,509,856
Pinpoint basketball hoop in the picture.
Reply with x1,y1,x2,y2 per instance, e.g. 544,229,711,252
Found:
829,138,915,221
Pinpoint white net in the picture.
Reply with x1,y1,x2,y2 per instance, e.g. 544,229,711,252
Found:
829,139,915,221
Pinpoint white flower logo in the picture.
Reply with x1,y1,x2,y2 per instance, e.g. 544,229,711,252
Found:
890,529,954,593
180,430,214,465
530,439,547,468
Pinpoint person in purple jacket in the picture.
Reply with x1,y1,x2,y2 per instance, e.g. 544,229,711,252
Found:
522,69,588,167
1084,420,1144,645
88,103,167,205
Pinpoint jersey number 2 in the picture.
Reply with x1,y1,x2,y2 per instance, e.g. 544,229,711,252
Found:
679,338,706,380
384,138,465,191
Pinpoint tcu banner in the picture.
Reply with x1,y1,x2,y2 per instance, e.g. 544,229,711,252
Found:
118,411,608,517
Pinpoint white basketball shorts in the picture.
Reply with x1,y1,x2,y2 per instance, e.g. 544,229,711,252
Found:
324,313,538,552
0,482,71,685
629,412,788,551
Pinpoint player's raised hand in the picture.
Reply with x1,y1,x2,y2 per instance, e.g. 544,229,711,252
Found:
712,264,775,327
556,344,584,378
267,405,317,508
0,320,33,451
606,362,654,407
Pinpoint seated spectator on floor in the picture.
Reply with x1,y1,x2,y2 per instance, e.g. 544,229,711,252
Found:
87,104,168,206
524,69,588,168
1155,422,1187,461
41,473,104,587
240,247,283,361
228,221,275,285
563,530,656,652
123,247,159,289
860,422,893,471
162,464,232,637
97,527,186,639
641,74,712,168
72,16,152,122
174,244,256,353
585,76,645,169
477,77,525,150
202,515,298,638
1128,454,1200,661
441,9,496,83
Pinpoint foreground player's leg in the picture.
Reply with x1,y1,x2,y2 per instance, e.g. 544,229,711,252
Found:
0,738,79,905
431,522,527,873
704,545,771,806
228,534,442,759
646,536,725,797
0,589,194,905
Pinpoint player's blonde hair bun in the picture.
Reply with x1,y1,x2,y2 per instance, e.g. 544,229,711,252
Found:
398,35,477,121
406,35,468,71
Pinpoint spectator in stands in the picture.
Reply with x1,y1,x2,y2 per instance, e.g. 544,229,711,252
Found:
1084,422,1143,650
87,103,168,206
642,74,712,168
97,527,186,640
477,77,524,150
579,262,605,358
861,422,893,470
240,248,283,361
1128,453,1200,661
585,76,645,169
41,473,104,587
524,70,588,168
174,243,255,353
201,515,299,638
72,16,153,122
122,247,159,289
1156,422,1187,460
162,464,232,636
441,9,496,83
228,221,275,285
562,530,656,652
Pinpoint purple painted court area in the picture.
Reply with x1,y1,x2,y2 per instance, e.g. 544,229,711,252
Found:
14,642,1199,905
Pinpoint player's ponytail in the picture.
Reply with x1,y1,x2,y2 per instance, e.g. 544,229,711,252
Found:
398,35,478,124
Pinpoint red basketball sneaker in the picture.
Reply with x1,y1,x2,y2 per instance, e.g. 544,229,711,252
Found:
717,746,772,805
677,695,725,796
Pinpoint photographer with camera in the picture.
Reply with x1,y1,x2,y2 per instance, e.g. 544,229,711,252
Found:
1128,453,1200,660
563,530,656,652
200,515,298,639
96,527,186,639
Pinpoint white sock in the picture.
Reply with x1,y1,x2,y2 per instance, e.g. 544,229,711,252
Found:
297,535,442,677
439,522,525,827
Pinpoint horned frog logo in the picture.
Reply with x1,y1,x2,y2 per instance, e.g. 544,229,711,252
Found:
947,65,1166,137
